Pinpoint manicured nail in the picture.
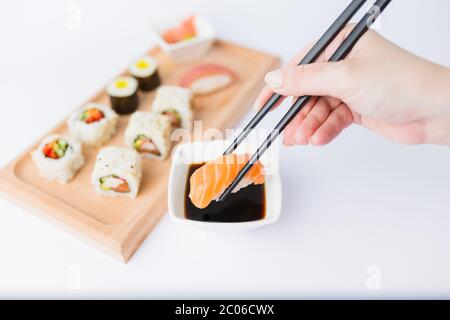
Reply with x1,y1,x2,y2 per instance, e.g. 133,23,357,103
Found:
265,70,283,89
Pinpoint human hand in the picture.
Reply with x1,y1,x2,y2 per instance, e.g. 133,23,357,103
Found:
254,26,450,146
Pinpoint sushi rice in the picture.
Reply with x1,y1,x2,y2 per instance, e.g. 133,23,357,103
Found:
67,103,118,147
152,85,193,130
125,111,172,160
129,56,158,78
91,146,142,198
31,134,85,184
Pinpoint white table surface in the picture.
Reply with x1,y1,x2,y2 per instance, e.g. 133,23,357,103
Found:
0,0,449,299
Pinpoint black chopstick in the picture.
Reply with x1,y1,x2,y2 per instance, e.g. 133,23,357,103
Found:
223,0,368,155
219,0,392,202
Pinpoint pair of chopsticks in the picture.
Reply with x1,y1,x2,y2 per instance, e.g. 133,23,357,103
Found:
219,0,392,202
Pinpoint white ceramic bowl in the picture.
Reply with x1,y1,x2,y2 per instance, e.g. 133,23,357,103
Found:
168,140,282,233
149,14,216,63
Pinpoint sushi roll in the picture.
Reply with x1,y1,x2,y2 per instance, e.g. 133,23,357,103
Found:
67,103,118,147
91,146,142,198
31,134,85,184
129,55,161,92
125,111,172,160
189,153,265,209
152,85,193,130
180,64,237,95
106,76,139,115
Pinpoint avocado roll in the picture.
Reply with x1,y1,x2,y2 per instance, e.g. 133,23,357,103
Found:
91,146,142,198
129,55,161,91
107,76,139,115
152,85,193,130
31,134,85,184
67,103,118,147
125,111,172,160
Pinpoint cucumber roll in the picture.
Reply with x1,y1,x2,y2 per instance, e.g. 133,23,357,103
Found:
129,56,161,92
125,111,172,160
107,76,139,115
152,85,193,130
31,135,85,183
91,146,142,198
67,103,118,147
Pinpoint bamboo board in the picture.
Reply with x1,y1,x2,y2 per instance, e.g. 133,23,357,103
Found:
0,40,280,263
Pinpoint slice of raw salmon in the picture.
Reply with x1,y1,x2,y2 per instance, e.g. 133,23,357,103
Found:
189,153,264,209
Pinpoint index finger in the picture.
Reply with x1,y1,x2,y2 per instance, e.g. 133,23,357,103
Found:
252,41,316,111
253,24,356,112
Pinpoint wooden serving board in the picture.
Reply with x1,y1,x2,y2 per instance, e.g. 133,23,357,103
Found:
0,40,280,263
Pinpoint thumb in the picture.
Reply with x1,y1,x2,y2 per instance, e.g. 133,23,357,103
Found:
264,61,352,99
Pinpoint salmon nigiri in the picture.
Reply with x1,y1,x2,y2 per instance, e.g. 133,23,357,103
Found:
189,153,265,209
180,64,237,95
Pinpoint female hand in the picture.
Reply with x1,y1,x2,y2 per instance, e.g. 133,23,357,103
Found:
254,26,450,146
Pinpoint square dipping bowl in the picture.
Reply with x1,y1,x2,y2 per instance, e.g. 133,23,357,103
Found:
168,140,282,233
149,14,216,63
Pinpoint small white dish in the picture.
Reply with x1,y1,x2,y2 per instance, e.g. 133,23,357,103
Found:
149,14,216,63
168,139,282,233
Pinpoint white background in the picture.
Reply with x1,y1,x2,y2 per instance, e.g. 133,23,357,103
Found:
0,0,449,299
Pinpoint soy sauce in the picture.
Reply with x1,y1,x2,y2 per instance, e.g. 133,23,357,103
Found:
185,163,266,222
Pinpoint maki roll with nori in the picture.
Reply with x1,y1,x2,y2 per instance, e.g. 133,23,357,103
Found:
125,111,172,160
152,85,193,130
129,56,161,91
107,76,139,115
31,134,85,183
91,146,142,198
67,103,118,147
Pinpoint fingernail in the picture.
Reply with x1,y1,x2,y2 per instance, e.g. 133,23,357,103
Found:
283,135,293,146
294,132,306,145
252,101,260,111
265,70,283,89
293,133,301,145
290,136,297,146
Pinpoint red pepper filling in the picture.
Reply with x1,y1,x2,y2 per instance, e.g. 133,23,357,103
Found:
81,108,105,124
42,139,69,159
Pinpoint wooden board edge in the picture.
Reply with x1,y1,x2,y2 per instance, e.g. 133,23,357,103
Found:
0,188,126,262
0,164,126,262
0,160,111,230
121,191,168,263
